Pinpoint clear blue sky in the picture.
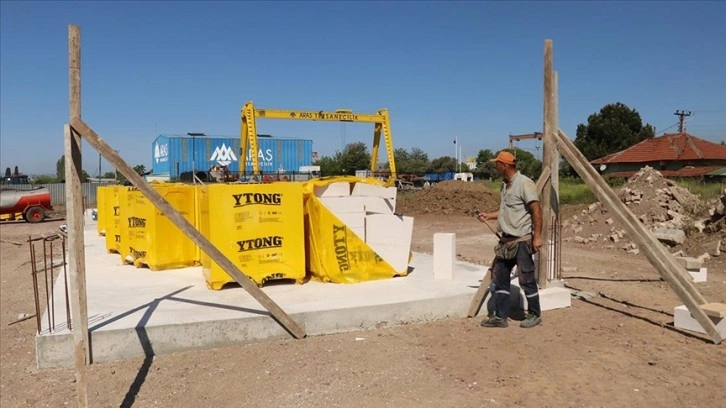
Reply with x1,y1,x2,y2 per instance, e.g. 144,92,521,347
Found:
1,1,724,176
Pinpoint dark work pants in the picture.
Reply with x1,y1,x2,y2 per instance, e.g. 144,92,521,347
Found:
491,242,541,320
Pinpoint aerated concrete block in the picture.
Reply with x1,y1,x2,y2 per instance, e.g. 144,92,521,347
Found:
673,305,726,337
433,233,456,280
674,256,703,270
688,267,707,283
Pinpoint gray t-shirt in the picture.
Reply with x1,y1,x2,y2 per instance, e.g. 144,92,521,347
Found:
498,171,539,237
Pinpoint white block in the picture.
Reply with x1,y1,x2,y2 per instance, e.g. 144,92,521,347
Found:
674,305,726,337
433,233,456,280
365,214,414,274
363,197,396,214
320,197,366,214
687,267,707,283
335,212,365,241
314,182,351,198
539,287,572,311
351,183,397,200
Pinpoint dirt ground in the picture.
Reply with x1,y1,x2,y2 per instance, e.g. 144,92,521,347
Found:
2,184,725,407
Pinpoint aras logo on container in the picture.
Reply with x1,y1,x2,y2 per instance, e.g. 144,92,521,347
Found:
210,143,238,166
154,143,169,164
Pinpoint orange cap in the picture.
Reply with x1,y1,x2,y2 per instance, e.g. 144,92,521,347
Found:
489,151,516,166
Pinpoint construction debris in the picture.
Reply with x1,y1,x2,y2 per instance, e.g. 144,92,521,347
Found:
563,167,726,263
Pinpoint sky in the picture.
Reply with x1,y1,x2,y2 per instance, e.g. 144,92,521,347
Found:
1,1,725,176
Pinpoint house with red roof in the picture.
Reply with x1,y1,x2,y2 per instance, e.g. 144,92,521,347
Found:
591,132,726,178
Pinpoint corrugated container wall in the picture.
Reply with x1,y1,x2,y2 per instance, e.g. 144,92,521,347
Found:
151,135,313,177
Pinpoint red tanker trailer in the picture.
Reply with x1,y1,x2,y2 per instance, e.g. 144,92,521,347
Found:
0,187,53,223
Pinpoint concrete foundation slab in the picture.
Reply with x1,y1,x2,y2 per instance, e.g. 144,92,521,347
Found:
36,216,571,368
673,305,726,337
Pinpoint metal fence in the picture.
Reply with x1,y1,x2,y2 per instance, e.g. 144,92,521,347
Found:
6,182,117,207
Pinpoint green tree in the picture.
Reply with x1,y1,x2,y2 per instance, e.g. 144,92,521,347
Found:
56,155,64,181
476,149,497,178
574,102,655,162
133,164,147,175
337,142,371,175
32,175,56,184
103,171,116,179
316,156,343,176
393,147,430,174
428,156,457,173
511,148,542,180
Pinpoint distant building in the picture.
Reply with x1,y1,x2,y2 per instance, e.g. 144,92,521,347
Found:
591,132,726,178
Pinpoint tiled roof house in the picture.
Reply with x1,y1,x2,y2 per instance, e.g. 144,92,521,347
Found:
591,132,726,178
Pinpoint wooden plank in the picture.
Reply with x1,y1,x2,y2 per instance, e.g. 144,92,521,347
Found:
536,167,551,197
538,39,554,289
70,118,307,340
467,268,492,318
554,129,722,344
67,24,89,408
700,303,726,319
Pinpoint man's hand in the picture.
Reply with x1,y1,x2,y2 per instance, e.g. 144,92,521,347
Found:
476,212,489,222
532,235,543,253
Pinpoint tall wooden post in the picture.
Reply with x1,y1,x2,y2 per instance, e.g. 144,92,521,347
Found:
66,24,89,407
551,70,560,281
538,40,554,289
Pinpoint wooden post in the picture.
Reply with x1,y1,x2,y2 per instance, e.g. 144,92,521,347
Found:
538,40,554,289
550,70,560,281
554,129,722,344
67,24,89,408
70,118,307,340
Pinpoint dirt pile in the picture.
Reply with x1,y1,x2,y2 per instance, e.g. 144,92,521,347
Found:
396,180,499,216
562,166,721,258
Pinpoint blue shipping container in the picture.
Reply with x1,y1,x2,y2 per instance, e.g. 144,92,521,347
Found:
151,135,313,177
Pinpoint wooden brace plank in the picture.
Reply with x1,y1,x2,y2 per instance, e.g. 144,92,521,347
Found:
70,118,306,340
700,303,726,319
467,268,492,318
554,129,722,344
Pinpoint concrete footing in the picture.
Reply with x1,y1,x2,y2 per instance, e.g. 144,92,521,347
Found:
36,220,572,368
673,305,726,337
688,267,707,283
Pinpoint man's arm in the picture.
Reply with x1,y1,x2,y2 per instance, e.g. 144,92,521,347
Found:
478,210,499,221
528,200,543,252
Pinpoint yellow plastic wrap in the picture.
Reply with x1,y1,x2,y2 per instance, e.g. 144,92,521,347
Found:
125,183,199,271
199,182,306,290
104,186,123,255
96,186,107,236
302,177,401,283
118,186,145,263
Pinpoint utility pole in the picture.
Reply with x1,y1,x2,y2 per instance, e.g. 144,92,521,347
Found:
674,110,692,133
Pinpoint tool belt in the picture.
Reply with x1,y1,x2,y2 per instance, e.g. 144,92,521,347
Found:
494,233,532,260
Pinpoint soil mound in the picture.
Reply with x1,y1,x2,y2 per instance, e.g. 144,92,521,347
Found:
396,180,499,216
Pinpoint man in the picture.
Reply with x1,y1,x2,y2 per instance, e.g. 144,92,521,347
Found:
477,151,543,328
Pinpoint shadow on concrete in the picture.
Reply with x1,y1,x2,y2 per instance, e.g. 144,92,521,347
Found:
573,297,710,344
167,296,269,316
563,275,663,283
566,283,673,317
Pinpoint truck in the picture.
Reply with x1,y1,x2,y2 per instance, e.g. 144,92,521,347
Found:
0,187,53,223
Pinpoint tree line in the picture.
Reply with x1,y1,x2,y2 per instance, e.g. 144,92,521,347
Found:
314,102,661,180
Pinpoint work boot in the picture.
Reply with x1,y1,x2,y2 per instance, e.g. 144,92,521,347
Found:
481,316,508,328
520,313,542,328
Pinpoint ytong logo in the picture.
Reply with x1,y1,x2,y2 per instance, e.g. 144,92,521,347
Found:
127,217,146,228
154,143,169,164
233,192,281,207
129,247,147,259
237,236,283,252
332,224,350,272
210,143,238,166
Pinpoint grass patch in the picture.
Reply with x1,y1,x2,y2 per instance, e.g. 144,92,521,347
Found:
672,178,725,200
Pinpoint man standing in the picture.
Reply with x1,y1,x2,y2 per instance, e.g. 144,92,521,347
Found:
477,151,543,328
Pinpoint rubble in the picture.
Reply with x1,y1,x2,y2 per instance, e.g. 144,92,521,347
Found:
562,166,724,263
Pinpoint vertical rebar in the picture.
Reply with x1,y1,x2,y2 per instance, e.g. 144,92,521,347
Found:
42,239,52,332
48,237,56,331
62,236,72,331
29,236,41,334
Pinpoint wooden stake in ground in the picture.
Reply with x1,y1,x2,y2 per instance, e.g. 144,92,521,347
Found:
67,24,89,408
538,39,555,289
553,128,722,344
69,118,306,340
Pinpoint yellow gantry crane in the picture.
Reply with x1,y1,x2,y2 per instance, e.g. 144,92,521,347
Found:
240,101,397,185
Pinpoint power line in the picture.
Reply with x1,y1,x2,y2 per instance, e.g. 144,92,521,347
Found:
674,110,692,133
